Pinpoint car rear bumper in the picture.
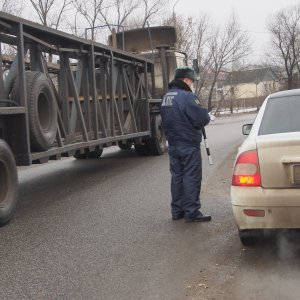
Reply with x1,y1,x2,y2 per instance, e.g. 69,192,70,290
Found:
232,205,300,229
231,186,300,229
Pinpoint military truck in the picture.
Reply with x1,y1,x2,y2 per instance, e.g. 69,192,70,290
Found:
0,11,187,225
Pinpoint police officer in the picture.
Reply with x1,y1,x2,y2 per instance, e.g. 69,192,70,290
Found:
161,67,211,222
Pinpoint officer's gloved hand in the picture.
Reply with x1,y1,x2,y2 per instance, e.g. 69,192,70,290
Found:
208,112,216,122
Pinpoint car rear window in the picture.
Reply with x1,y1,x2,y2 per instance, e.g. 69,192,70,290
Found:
258,95,300,135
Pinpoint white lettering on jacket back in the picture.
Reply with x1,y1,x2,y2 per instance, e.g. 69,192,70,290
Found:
161,92,177,107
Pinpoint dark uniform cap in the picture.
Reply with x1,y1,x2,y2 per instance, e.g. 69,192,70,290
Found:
174,67,196,82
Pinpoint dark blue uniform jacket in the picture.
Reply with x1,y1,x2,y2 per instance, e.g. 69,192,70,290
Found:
161,79,210,148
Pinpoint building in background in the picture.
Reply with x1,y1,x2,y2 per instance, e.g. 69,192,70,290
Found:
223,67,280,100
210,67,280,115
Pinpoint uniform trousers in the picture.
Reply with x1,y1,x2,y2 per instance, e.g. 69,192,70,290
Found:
168,144,202,218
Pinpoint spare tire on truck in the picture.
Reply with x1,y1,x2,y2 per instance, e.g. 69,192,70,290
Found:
0,140,18,225
11,71,57,151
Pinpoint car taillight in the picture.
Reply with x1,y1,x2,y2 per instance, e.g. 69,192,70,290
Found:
243,209,265,217
232,150,261,187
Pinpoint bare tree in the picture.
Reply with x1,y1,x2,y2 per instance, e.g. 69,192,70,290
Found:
72,0,107,40
73,0,161,42
0,0,23,16
163,14,213,106
164,15,195,57
205,13,251,111
141,0,167,27
163,13,249,111
267,5,300,89
67,9,84,38
0,0,24,56
100,0,139,33
28,0,72,29
126,0,168,28
192,15,213,99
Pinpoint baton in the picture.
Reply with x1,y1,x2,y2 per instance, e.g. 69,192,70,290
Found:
202,127,213,165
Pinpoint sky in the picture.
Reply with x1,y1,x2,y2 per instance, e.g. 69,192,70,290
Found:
171,0,300,63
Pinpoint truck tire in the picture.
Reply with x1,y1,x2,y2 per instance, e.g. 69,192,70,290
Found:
118,141,132,150
87,147,103,159
147,114,166,155
74,151,87,159
74,147,103,159
0,140,18,226
11,72,57,151
134,144,151,156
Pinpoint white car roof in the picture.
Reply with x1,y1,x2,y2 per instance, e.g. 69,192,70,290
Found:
269,88,300,99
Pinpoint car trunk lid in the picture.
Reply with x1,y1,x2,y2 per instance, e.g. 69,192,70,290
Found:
256,133,300,188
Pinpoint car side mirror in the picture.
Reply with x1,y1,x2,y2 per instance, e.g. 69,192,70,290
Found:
242,124,253,135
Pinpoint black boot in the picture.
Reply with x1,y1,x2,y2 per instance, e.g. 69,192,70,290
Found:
185,212,211,223
172,212,185,220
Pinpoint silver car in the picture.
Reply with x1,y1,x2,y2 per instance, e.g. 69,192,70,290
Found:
231,89,300,245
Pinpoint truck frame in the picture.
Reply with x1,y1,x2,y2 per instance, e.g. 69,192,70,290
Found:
0,11,185,225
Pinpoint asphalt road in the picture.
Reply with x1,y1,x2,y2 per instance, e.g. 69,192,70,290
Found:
2,112,299,300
